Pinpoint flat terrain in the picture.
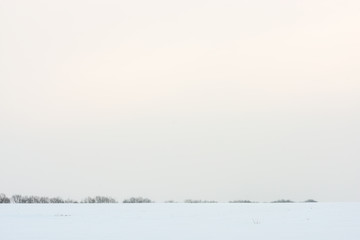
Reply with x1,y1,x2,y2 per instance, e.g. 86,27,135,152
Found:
1,203,359,240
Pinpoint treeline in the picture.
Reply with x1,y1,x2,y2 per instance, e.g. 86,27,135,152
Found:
0,193,116,204
170,199,317,203
270,199,317,203
11,195,77,203
0,194,153,204
0,194,317,204
182,199,317,203
229,199,317,203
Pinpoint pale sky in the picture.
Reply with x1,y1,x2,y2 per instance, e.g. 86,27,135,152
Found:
1,0,359,202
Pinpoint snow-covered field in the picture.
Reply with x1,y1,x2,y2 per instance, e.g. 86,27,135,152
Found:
1,203,359,240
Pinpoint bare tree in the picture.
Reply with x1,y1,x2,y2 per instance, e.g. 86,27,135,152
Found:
123,197,152,203
81,196,117,203
11,195,23,203
0,193,10,203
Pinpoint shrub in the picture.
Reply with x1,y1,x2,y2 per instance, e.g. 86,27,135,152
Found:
271,199,294,203
184,199,217,203
123,197,152,203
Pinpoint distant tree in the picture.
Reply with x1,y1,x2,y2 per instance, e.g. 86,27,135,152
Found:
64,199,78,203
0,193,10,203
11,195,23,203
81,197,95,203
10,195,73,204
304,199,317,203
123,197,152,203
184,199,217,203
39,197,50,203
271,199,294,203
95,196,117,203
50,197,65,203
81,196,117,203
229,200,252,203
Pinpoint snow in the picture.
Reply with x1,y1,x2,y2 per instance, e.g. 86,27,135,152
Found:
1,203,359,240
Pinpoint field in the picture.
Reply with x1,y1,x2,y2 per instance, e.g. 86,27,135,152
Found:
1,203,359,240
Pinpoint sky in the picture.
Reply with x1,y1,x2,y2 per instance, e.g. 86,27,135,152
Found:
0,0,359,202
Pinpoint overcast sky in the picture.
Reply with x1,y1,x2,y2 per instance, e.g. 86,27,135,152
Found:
1,0,359,202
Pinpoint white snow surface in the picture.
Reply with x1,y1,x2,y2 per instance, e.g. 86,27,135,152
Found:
1,203,359,240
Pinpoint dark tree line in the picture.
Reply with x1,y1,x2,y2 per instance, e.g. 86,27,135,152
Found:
0,194,117,204
11,195,78,203
0,193,317,203
0,193,153,204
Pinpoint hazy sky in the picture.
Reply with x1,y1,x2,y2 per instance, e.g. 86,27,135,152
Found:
1,0,359,202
